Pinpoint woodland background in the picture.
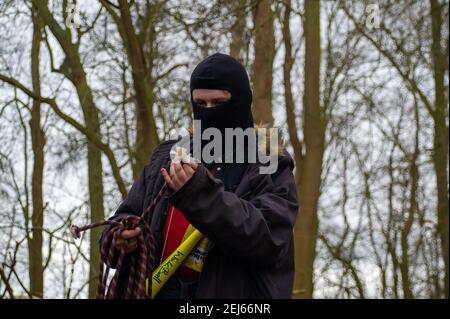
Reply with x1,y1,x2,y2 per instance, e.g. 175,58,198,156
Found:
0,0,448,299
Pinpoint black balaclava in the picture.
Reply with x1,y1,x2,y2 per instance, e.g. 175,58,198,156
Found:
190,53,254,164
190,53,253,188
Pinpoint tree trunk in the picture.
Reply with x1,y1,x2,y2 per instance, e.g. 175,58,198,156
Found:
293,0,324,299
251,0,275,125
31,0,105,298
281,0,303,174
400,99,420,299
28,4,45,299
64,61,105,299
281,0,304,296
63,58,105,299
118,0,159,179
69,63,105,299
430,0,449,299
230,0,247,63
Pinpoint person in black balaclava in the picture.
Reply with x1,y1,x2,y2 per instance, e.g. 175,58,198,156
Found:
103,53,298,300
189,53,254,189
190,52,254,138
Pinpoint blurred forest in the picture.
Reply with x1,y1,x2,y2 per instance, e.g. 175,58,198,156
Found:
0,0,448,299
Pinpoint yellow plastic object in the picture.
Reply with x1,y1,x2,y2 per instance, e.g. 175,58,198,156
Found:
146,228,204,298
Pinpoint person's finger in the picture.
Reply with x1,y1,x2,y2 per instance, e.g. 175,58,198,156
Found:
173,161,184,173
125,238,137,252
169,161,176,178
183,164,195,177
170,174,183,190
121,227,141,239
114,238,124,248
114,238,125,250
187,162,198,171
125,240,138,253
161,168,176,189
173,167,190,187
174,162,188,181
161,167,171,181
115,237,125,245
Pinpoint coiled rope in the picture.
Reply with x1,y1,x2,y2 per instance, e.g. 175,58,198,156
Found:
70,183,168,299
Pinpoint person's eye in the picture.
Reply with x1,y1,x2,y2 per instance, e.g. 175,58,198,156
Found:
213,100,227,106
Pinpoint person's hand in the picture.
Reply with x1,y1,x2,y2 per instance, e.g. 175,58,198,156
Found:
161,160,198,191
113,227,141,253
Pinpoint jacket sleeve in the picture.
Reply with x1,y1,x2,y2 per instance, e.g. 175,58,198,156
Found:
112,167,148,218
166,154,299,267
